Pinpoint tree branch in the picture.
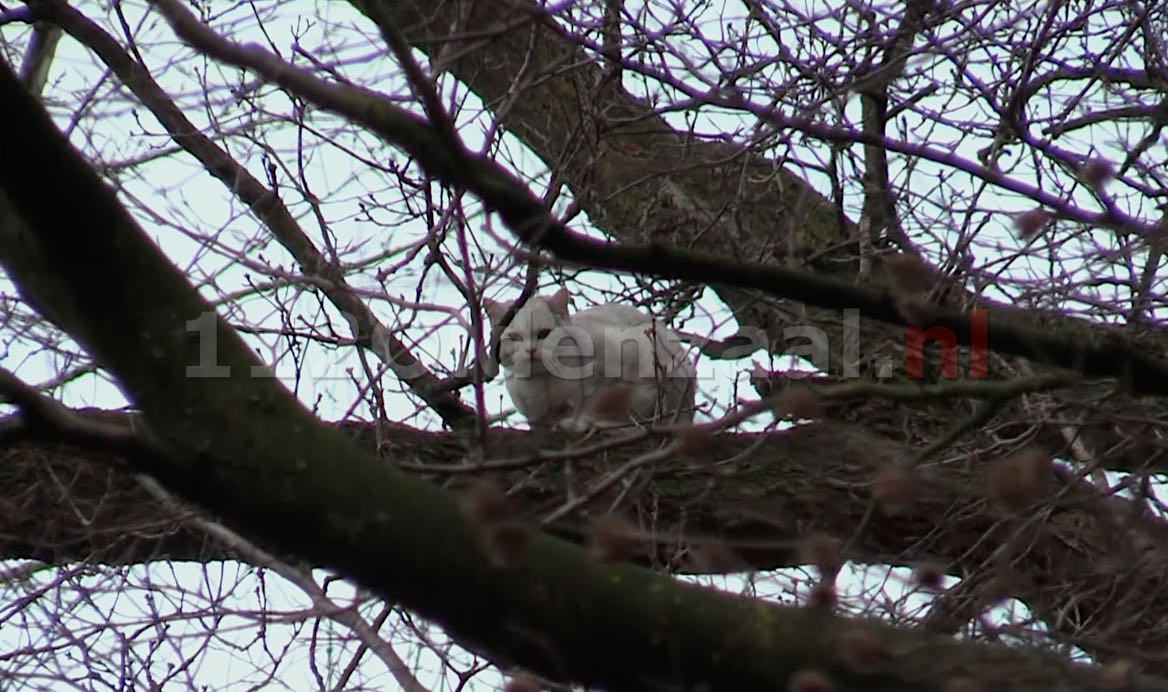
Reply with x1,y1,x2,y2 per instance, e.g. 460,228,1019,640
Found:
5,406,1168,676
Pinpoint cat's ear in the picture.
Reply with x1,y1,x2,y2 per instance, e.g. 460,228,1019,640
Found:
483,297,511,326
546,287,571,317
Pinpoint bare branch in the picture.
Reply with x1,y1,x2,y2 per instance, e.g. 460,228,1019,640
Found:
33,2,475,428
147,0,1168,398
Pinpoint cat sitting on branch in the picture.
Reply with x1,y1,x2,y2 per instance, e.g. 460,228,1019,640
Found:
484,287,698,431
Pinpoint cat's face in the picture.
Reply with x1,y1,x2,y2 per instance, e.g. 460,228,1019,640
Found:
485,288,581,377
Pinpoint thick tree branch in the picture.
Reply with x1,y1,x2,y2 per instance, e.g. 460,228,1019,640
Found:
6,407,1168,674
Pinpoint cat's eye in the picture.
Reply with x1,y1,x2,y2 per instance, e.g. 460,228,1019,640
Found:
535,328,552,339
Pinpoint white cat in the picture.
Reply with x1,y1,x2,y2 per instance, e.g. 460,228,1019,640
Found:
483,287,697,430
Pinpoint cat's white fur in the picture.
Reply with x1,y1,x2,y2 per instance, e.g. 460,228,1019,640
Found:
483,287,697,430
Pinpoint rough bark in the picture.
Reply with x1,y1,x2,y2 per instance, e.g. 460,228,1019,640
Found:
5,408,1168,672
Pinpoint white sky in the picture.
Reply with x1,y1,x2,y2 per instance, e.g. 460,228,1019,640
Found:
1,0,1164,689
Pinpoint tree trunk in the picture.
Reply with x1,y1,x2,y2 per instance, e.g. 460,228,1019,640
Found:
4,409,1168,671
